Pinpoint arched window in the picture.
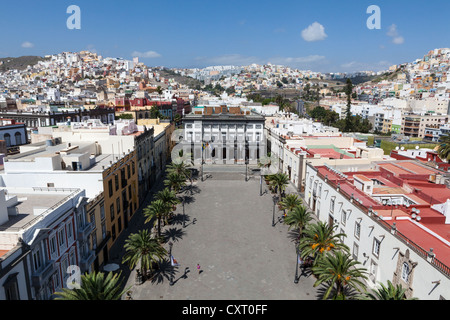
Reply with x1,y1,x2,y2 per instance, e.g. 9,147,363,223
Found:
14,132,22,145
3,133,11,147
401,262,410,282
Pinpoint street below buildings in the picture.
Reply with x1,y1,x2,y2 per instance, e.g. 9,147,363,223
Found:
121,167,318,300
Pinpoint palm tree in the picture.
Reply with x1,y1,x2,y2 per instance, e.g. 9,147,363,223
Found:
312,251,368,300
268,173,289,199
156,85,163,106
155,187,180,223
438,134,450,161
298,221,349,265
279,194,302,213
363,280,418,300
54,271,127,300
144,199,169,239
284,205,312,240
164,171,186,193
122,230,167,279
166,160,191,182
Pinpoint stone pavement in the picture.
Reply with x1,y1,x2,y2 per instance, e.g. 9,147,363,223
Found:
123,167,318,300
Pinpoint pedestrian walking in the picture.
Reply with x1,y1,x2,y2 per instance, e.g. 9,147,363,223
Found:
197,264,201,274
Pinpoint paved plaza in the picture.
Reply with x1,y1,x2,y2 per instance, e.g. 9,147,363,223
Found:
119,166,318,300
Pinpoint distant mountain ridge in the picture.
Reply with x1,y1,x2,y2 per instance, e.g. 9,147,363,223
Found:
0,56,48,72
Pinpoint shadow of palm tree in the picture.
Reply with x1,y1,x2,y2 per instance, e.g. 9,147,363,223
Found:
315,282,363,300
287,230,300,243
188,185,201,195
162,227,186,242
182,194,196,205
170,213,190,226
148,258,178,285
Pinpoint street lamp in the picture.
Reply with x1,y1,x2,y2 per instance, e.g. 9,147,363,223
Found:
168,241,174,286
182,195,186,228
294,246,301,284
272,195,279,227
259,171,263,196
245,159,249,182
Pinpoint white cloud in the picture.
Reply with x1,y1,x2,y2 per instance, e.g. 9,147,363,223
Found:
387,24,405,45
301,22,327,42
21,41,34,48
131,50,161,58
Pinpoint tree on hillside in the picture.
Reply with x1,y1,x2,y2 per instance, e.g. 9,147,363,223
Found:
344,78,353,132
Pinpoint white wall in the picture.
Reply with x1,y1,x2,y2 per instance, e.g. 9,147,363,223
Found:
0,172,102,198
305,164,450,300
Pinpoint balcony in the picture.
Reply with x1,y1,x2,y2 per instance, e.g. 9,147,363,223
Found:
77,221,94,240
80,250,96,272
32,261,55,289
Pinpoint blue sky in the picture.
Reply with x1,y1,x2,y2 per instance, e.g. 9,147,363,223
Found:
1,0,449,73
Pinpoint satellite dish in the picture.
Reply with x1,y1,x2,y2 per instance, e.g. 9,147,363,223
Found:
416,146,419,150
395,147,399,150
401,147,405,151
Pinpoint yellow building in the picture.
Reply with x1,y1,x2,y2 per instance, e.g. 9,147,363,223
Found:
102,151,139,255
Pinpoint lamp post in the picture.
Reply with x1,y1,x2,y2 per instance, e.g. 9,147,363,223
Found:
182,195,186,228
168,241,174,286
260,172,263,196
272,195,278,227
245,159,249,182
294,246,300,284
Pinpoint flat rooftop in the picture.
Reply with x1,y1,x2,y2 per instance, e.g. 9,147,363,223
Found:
0,191,70,232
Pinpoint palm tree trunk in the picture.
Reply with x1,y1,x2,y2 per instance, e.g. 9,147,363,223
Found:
157,217,161,238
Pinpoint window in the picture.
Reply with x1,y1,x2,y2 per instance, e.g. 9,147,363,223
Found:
401,262,410,282
341,210,347,226
108,180,113,197
14,132,22,145
354,221,361,240
47,183,55,188
372,238,381,258
132,161,135,175
61,258,69,284
115,175,119,191
112,224,116,241
53,268,61,291
100,204,105,221
4,276,20,300
91,232,97,250
58,228,66,250
369,260,378,281
110,203,115,221
69,250,76,266
330,197,335,213
67,221,73,243
101,222,107,240
90,212,95,226
3,133,11,147
32,248,42,272
352,243,359,260
49,236,57,257
116,197,121,213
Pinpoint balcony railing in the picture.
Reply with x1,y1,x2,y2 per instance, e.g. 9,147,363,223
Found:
32,261,55,289
80,250,96,271
77,221,94,240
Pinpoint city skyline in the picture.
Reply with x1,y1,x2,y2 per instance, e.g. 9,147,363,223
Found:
1,0,449,73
